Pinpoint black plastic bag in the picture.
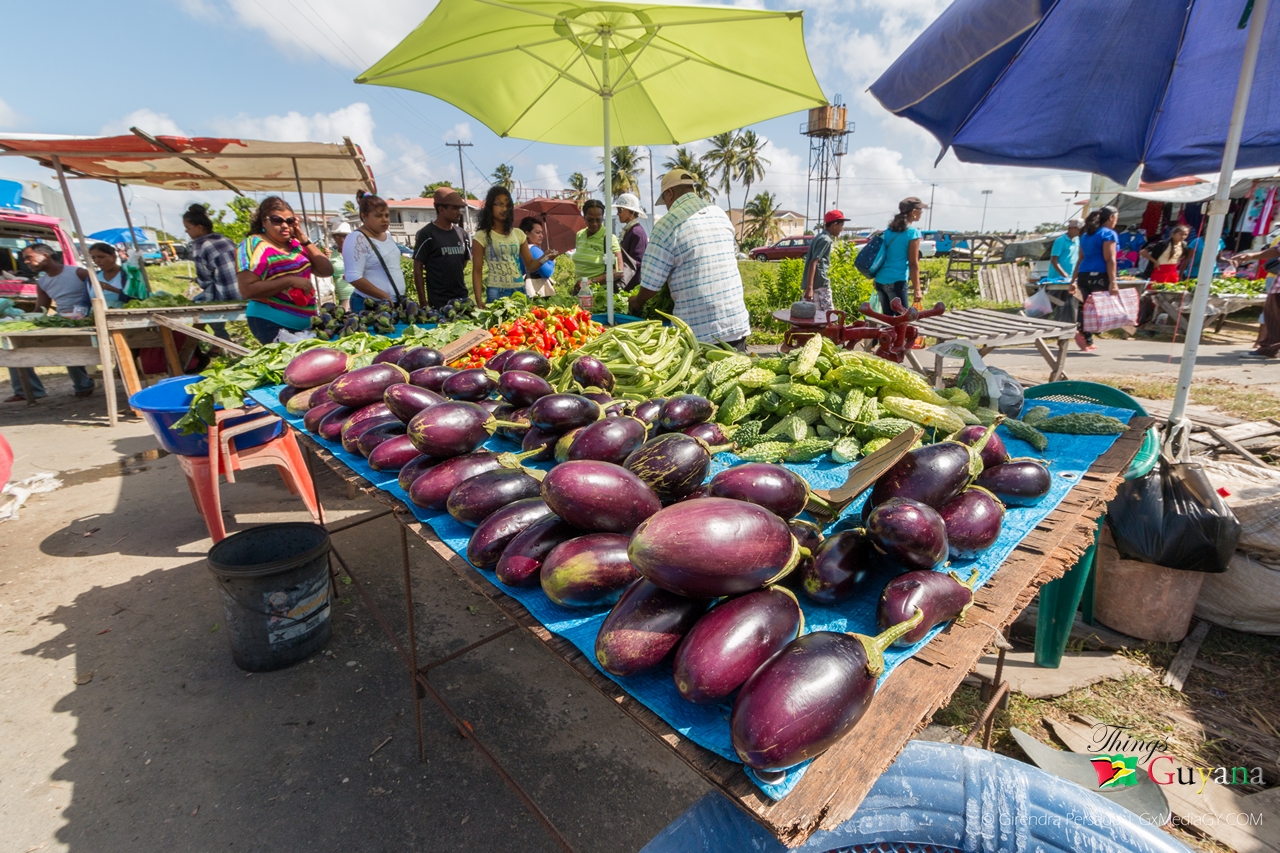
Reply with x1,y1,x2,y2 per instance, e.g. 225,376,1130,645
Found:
1106,457,1241,573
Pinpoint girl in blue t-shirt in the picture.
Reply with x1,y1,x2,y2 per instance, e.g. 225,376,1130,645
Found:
1070,205,1120,350
873,197,927,314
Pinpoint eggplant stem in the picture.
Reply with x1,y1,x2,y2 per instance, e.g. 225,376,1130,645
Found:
493,418,530,430
855,608,924,679
805,492,834,515
952,568,981,621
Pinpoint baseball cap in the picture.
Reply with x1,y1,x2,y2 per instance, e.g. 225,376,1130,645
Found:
824,209,846,225
660,169,697,195
900,196,928,212
432,186,466,207
613,192,646,216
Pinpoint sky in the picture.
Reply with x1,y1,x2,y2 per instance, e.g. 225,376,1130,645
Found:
0,0,1092,238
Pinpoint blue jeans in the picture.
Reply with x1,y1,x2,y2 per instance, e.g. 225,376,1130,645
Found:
247,315,289,345
486,287,520,303
874,280,910,315
9,367,94,399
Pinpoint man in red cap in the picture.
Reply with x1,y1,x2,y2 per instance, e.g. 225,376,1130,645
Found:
413,186,472,307
803,209,846,314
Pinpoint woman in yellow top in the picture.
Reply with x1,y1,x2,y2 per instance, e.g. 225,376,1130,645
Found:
471,185,559,307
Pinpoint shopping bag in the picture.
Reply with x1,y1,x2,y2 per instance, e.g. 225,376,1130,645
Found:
931,340,1025,417
854,232,884,277
1107,455,1242,573
1081,288,1138,333
1023,285,1053,318
122,262,148,301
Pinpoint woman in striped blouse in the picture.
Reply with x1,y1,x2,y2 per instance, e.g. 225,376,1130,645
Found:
236,197,333,344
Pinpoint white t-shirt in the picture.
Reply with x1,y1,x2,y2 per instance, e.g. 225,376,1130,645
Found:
343,229,406,300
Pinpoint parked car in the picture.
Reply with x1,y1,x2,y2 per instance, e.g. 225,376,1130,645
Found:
749,235,812,261
0,210,80,306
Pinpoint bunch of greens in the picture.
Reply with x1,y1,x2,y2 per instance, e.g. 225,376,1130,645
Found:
475,291,577,328
0,315,95,330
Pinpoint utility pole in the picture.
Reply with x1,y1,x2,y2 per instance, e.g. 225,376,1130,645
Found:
928,183,936,230
980,189,993,233
446,140,474,229
645,146,655,221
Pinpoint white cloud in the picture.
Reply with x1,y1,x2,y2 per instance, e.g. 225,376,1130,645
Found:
0,97,23,130
210,101,385,165
445,122,472,144
534,163,563,188
100,108,188,137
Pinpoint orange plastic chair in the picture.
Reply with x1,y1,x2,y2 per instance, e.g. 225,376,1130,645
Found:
177,406,321,542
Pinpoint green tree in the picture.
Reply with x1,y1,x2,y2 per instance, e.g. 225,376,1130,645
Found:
567,172,588,205
597,146,642,196
701,132,739,209
743,191,783,244
342,200,357,216
1036,221,1065,233
734,130,769,238
421,180,477,200
491,164,514,190
661,148,716,200
210,197,257,244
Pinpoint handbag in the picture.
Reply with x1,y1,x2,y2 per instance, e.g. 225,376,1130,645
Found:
854,231,886,276
1082,287,1138,333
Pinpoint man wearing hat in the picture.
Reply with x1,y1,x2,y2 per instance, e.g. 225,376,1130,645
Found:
803,209,846,314
613,192,648,290
413,186,472,307
629,169,751,347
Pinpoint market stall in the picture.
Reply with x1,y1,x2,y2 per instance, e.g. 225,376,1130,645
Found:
0,131,375,425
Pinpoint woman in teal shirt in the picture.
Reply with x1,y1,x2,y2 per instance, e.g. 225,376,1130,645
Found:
874,197,927,314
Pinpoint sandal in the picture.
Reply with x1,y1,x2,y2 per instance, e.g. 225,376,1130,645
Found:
73,389,94,398
4,394,25,403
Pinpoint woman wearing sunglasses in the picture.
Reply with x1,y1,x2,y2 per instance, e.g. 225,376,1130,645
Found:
236,197,333,344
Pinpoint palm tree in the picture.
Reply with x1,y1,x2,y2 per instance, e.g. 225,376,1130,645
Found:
597,146,643,196
735,130,769,238
661,148,716,200
567,172,588,205
491,163,514,191
743,191,783,244
341,200,357,215
701,132,739,210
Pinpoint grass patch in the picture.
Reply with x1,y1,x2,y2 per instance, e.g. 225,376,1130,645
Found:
1088,375,1280,421
140,263,196,296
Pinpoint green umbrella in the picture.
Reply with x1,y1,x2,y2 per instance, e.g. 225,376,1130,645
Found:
357,0,826,321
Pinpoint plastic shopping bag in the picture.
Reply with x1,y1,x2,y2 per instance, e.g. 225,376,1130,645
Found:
1082,288,1138,333
1107,455,1242,573
930,340,1025,417
1023,285,1053,318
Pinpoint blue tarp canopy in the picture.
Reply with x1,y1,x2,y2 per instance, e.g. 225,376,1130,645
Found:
869,0,1280,182
88,227,154,246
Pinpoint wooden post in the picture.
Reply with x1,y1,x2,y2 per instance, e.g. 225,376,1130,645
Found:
51,156,119,427
292,158,309,242
114,180,151,295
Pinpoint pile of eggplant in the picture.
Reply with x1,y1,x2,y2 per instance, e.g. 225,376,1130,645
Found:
278,343,1056,781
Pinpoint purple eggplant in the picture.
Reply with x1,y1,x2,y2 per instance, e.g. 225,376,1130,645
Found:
383,383,445,423
495,516,581,587
503,350,550,377
629,498,802,598
975,459,1051,507
564,417,648,466
595,579,705,676
581,392,614,408
954,424,1009,471
283,347,350,388
866,498,949,571
729,612,923,773
568,355,612,392
659,395,714,431
317,405,355,441
683,422,729,445
603,400,629,418
446,468,542,527
492,405,526,441
877,568,979,645
372,344,408,366
708,462,821,520
406,401,498,458
409,365,458,392
624,433,728,502
343,401,393,430
485,349,515,372
630,399,664,427
278,385,302,407
521,425,561,462
938,487,1004,558
673,586,802,704
553,428,584,463
478,399,504,414
801,529,902,605
789,518,824,553
466,498,554,568
285,383,329,416
541,461,662,533
441,368,499,402
868,422,1000,511
679,483,713,502
397,454,439,492
369,434,422,472
341,414,400,454
408,451,502,510
399,347,444,371
356,420,407,457
329,363,410,408
305,400,348,434
540,533,639,608
497,370,554,407
528,393,601,432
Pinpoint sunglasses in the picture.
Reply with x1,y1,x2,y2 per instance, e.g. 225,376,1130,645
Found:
266,215,298,227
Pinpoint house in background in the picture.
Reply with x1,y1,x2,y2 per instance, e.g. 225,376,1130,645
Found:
385,198,482,245
727,207,808,240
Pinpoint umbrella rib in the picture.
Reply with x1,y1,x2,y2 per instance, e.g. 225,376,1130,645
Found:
518,47,601,95
358,33,570,80
608,11,802,30
643,37,825,104
611,56,691,96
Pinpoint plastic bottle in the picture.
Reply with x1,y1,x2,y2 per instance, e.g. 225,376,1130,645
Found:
578,278,594,311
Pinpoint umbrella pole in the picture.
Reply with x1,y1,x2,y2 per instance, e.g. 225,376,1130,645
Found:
603,29,614,326
115,179,151,295
1169,0,1269,429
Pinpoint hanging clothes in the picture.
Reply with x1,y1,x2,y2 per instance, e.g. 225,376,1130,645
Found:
1183,201,1204,235
1141,201,1163,240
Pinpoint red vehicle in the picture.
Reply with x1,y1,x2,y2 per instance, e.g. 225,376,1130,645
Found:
0,210,81,307
749,235,812,261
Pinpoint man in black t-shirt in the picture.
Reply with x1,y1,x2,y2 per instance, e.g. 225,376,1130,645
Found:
413,187,471,307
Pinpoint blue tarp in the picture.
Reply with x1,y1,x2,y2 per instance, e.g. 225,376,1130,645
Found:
870,0,1280,183
88,227,155,247
247,387,1131,799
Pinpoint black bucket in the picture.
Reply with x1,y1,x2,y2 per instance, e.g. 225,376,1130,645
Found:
207,522,332,672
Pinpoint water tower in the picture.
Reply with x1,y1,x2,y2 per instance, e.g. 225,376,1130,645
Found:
802,98,853,231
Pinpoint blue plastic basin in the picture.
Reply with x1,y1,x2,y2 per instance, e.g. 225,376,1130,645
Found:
129,376,282,457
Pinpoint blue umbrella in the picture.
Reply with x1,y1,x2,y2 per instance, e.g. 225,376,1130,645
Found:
870,0,1276,426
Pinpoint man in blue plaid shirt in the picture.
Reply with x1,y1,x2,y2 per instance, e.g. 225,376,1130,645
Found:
629,169,751,348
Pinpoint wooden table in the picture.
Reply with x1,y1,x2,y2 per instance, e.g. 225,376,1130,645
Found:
901,307,1079,385
289,417,1153,849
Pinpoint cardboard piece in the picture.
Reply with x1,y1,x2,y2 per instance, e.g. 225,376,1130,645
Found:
809,426,920,519
972,651,1149,699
